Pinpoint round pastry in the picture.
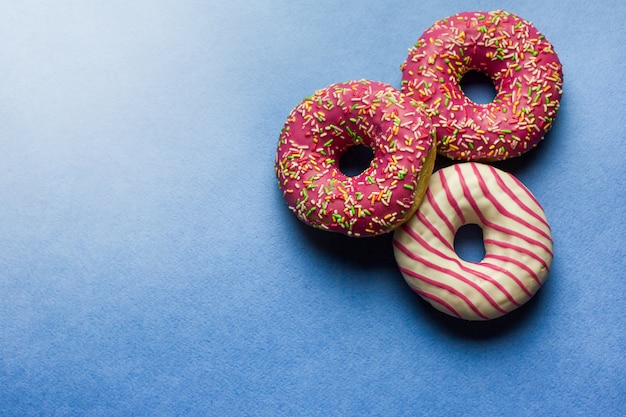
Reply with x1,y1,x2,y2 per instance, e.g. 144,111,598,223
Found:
275,79,436,237
401,10,563,161
393,162,553,320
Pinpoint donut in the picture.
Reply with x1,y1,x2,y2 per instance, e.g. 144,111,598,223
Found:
275,80,437,237
393,162,553,320
401,10,563,161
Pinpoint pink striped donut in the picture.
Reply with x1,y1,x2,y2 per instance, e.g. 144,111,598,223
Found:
393,162,553,320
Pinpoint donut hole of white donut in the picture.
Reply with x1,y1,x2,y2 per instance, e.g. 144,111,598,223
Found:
338,144,375,177
453,223,486,263
458,70,497,105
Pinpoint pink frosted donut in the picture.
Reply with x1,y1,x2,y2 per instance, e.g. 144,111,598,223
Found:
401,10,563,161
275,80,436,237
393,163,553,320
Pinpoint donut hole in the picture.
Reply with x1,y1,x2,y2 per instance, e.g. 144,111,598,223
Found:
338,144,375,177
459,70,497,104
454,223,486,263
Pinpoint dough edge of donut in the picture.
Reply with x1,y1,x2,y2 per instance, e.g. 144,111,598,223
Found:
387,140,438,234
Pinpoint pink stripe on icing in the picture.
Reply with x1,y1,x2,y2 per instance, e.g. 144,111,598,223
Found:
484,238,551,271
426,187,455,235
398,265,490,320
400,224,523,306
484,254,543,286
412,288,463,319
487,165,549,229
471,164,552,241
475,262,534,298
394,239,508,314
416,210,453,250
439,169,465,224
455,165,553,258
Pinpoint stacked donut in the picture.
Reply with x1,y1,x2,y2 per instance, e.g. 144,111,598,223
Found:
274,11,563,320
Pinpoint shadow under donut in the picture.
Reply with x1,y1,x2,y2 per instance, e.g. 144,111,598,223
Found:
291,215,397,270
277,138,557,336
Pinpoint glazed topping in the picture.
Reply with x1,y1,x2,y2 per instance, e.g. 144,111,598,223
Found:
275,80,434,237
401,10,563,160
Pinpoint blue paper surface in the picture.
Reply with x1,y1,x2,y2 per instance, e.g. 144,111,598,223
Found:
0,1,624,416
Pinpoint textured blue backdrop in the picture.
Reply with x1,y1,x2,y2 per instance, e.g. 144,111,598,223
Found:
1,1,624,416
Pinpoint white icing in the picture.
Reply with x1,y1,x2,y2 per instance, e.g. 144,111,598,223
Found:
393,162,553,320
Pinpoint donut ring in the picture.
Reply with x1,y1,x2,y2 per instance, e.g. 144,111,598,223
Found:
393,163,553,320
401,10,563,161
275,80,436,237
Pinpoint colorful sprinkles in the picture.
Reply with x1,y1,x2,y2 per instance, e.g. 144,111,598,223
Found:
401,10,563,161
275,80,435,237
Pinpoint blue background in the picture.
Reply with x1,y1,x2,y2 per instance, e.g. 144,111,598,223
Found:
1,1,624,416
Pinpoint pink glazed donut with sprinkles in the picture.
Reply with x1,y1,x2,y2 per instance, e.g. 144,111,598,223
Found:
275,80,436,237
401,10,563,161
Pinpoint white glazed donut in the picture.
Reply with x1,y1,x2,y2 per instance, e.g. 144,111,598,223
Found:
393,162,553,320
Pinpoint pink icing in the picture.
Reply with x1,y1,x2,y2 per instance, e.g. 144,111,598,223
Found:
275,80,434,237
401,10,564,161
